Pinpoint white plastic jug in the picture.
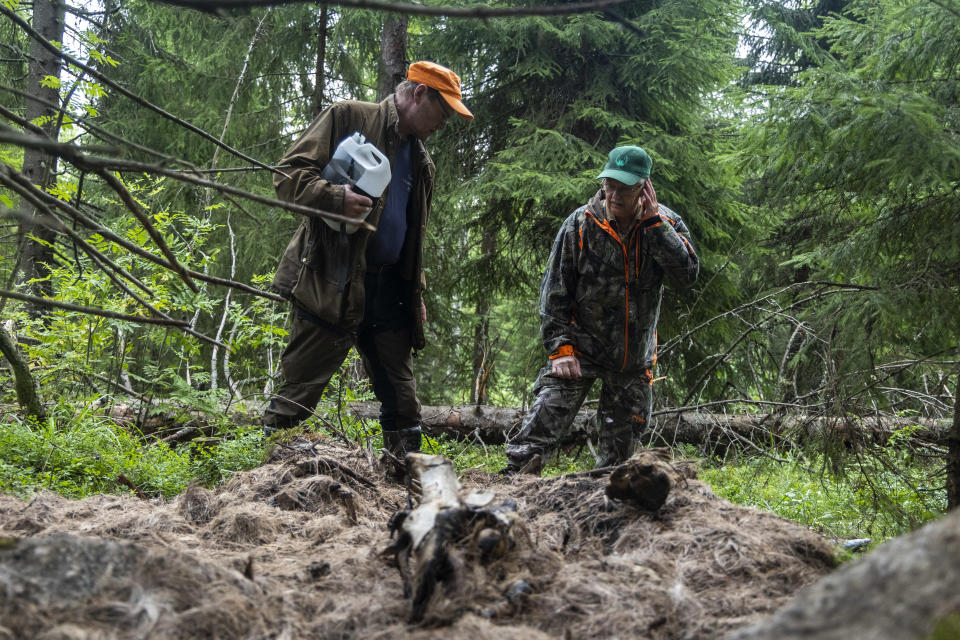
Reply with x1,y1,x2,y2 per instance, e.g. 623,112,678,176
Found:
320,132,391,233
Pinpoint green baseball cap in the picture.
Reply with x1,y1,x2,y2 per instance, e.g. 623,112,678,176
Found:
597,146,652,185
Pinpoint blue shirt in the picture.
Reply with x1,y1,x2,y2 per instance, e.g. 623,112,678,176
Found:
366,137,413,267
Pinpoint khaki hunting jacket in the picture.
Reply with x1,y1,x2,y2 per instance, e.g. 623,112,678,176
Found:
540,190,699,373
271,96,435,348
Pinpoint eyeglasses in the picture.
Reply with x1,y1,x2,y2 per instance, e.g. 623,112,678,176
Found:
602,179,644,197
428,89,452,121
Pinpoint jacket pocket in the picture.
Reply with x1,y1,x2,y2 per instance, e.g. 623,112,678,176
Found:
290,219,355,327
272,222,308,300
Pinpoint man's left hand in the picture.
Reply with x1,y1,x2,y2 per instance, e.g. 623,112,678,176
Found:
640,179,659,220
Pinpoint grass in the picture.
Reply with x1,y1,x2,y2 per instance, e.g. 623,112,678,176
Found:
697,444,946,543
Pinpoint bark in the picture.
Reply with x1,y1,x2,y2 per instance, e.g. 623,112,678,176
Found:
729,508,960,640
17,0,66,310
470,232,496,405
0,321,46,421
947,370,960,510
311,6,328,119
348,401,954,449
377,15,407,101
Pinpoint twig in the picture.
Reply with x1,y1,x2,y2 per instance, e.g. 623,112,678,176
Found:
117,473,149,499
96,169,200,293
0,288,189,327
0,83,199,169
0,140,285,301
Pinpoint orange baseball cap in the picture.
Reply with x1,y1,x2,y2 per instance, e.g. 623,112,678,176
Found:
406,60,473,120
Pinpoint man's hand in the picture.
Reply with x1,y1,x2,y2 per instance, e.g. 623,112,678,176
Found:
551,355,581,379
344,185,373,219
420,299,427,325
639,179,659,220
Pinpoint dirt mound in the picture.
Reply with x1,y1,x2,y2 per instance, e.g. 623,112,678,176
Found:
0,435,835,638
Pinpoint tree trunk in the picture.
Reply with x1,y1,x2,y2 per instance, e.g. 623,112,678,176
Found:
17,0,66,311
311,6,328,119
377,16,407,101
348,401,955,450
0,321,46,421
470,232,496,405
947,370,960,510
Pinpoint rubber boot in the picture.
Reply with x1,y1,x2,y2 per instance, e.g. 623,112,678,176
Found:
383,425,422,457
595,431,636,469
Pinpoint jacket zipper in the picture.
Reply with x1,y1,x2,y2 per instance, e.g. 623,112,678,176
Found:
588,214,633,372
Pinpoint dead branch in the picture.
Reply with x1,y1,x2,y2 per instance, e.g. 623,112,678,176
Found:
0,125,375,231
1,168,160,301
155,0,632,18
96,170,200,293
0,288,191,328
0,83,199,169
0,143,284,301
0,4,279,175
349,401,954,451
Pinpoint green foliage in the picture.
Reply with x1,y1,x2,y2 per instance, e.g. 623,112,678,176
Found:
732,0,960,412
0,401,266,500
414,0,751,405
699,435,946,541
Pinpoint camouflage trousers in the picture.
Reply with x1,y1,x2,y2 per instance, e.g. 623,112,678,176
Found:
505,362,653,469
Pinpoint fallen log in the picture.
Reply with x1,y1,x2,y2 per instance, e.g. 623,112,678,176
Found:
348,402,952,451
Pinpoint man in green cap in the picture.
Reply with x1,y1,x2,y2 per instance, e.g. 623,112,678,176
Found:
501,146,699,474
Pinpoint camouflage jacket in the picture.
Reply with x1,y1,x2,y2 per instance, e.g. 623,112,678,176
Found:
271,96,434,348
539,190,699,373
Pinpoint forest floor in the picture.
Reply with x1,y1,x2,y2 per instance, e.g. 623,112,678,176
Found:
0,433,837,639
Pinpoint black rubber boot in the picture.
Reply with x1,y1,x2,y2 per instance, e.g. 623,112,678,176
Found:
261,412,302,437
383,425,422,456
595,432,636,469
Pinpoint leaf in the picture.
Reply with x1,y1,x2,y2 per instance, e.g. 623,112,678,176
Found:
40,75,61,90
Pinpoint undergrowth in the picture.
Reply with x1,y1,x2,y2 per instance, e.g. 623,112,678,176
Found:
0,397,947,546
696,439,946,543
0,402,263,499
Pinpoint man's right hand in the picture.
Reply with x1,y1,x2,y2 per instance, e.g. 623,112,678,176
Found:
551,355,581,379
344,185,373,219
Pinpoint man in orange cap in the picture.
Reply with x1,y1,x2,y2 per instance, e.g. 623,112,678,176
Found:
265,61,472,461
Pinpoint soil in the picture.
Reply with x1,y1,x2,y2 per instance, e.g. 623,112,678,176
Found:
0,434,836,639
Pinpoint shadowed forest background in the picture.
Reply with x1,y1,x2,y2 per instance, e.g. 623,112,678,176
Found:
1,0,959,539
